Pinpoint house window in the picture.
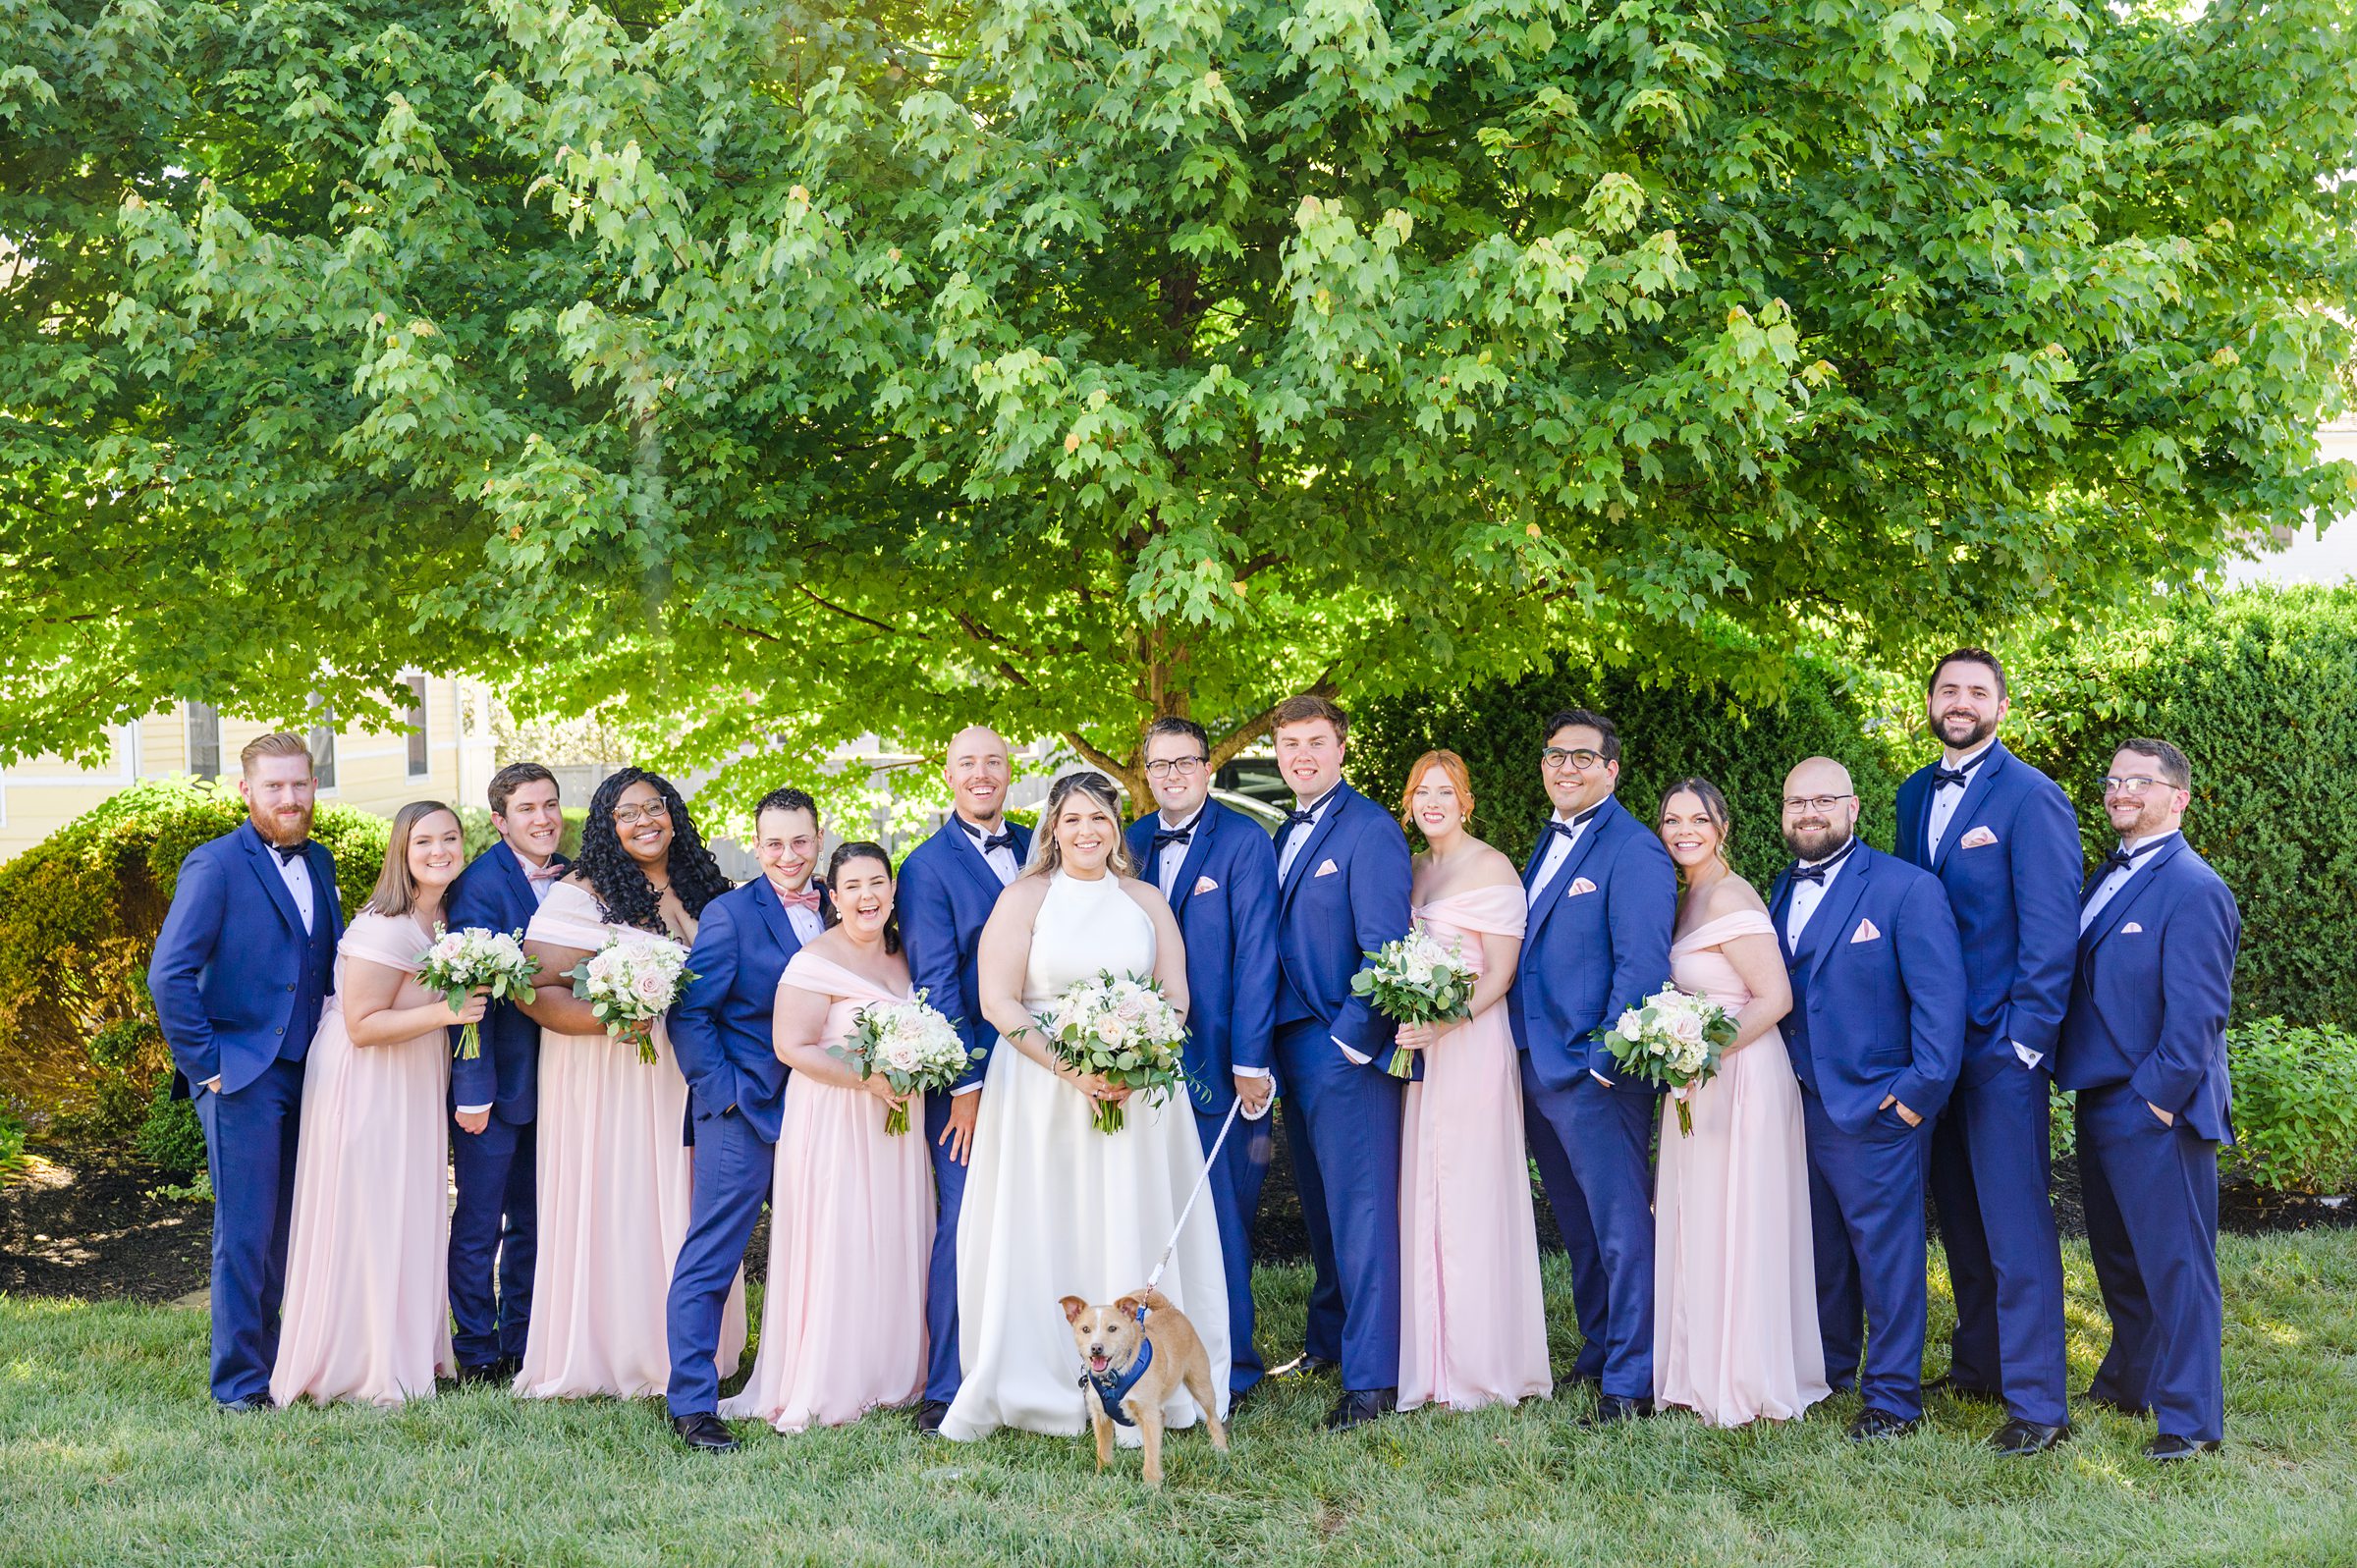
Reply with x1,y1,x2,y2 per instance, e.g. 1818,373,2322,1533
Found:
405,675,429,777
186,703,221,779
307,700,338,791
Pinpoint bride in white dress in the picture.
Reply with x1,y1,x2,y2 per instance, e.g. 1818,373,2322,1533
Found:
940,771,1232,1442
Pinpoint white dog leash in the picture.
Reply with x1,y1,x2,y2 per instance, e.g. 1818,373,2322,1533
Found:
1140,1096,1247,1301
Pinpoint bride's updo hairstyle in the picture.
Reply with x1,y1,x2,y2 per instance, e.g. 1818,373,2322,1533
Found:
822,840,902,954
1020,771,1140,882
1657,776,1735,872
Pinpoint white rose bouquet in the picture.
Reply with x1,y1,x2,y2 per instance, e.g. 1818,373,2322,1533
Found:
415,925,540,1061
1601,984,1738,1136
1349,928,1478,1077
1036,970,1188,1134
832,993,978,1135
568,934,696,1064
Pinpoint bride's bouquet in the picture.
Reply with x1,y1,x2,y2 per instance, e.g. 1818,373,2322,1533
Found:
569,934,696,1064
1350,928,1478,1077
1600,985,1738,1136
416,925,540,1061
832,994,978,1135
1035,970,1188,1134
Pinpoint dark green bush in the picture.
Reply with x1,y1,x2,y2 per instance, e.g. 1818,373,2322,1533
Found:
2224,1018,2357,1195
74,1017,163,1138
1352,657,1905,893
135,1075,208,1174
0,1108,27,1184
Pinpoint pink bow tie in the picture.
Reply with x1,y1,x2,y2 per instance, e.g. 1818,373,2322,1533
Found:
525,862,567,883
776,885,822,912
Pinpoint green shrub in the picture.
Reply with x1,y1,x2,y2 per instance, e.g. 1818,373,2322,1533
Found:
0,1108,27,1185
0,780,389,1121
455,806,589,863
1352,657,1906,893
134,1074,208,1173
2227,1018,2357,1195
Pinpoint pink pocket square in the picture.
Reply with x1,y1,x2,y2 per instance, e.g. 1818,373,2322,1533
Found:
1849,917,1882,944
1314,858,1339,878
1959,825,2000,849
2120,921,2143,935
1193,875,1221,894
1566,877,1599,896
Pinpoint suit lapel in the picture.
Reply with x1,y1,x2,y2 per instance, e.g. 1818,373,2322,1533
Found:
2081,836,2186,957
1802,847,1876,980
1930,743,2008,873
942,818,1008,903
1280,784,1356,909
1166,806,1220,920
1769,866,1797,955
743,873,797,959
239,824,308,940
1524,796,1619,944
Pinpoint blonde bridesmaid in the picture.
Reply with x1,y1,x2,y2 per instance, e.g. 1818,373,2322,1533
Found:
723,842,935,1433
1394,752,1551,1413
271,801,468,1408
516,768,744,1399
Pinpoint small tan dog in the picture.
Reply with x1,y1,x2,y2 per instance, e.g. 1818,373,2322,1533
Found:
1060,1289,1228,1487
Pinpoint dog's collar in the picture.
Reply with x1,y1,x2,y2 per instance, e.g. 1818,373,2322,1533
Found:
1078,1310,1154,1428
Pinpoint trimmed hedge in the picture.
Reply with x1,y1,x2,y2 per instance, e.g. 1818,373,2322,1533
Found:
0,781,390,1123
1352,658,1905,894
2225,1018,2357,1194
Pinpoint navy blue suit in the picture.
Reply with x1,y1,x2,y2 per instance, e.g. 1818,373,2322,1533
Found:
898,815,1030,1404
1504,793,1677,1399
147,821,344,1404
2057,834,2238,1443
1270,782,1412,1392
663,875,820,1415
1895,742,2078,1424
1770,842,1965,1420
1127,800,1280,1394
442,842,563,1370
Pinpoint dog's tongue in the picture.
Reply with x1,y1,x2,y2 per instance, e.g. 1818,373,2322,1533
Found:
1088,1354,1110,1373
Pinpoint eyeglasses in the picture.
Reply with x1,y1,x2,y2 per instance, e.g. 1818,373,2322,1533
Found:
1541,747,1605,772
1781,794,1854,814
613,800,671,828
2098,776,2172,797
1143,757,1208,780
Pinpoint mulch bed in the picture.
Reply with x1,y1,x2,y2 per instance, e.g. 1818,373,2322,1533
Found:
6,1128,2349,1306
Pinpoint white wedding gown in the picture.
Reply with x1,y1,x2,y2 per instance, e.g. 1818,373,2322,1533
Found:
940,870,1232,1441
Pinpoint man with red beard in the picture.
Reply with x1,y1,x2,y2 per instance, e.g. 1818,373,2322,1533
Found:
150,731,346,1410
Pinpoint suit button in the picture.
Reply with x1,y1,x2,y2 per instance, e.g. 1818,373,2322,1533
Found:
276,1027,285,1035
287,984,296,993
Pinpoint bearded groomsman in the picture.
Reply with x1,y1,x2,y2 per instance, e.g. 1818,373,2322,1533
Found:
443,761,568,1384
899,727,1032,1433
664,787,829,1452
1771,757,1966,1440
2058,739,2239,1462
1124,716,1281,1406
1894,650,2079,1455
148,732,346,1410
1506,708,1677,1422
1264,694,1412,1431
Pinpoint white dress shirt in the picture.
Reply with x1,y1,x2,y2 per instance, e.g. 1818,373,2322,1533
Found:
2080,831,2177,935
1277,788,1338,882
1924,739,1996,862
1526,806,1597,907
1782,841,1855,950
958,815,1020,886
274,845,317,935
785,899,824,945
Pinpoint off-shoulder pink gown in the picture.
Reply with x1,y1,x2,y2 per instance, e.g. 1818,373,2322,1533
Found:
517,881,743,1399
1652,909,1829,1426
270,912,455,1407
1398,885,1552,1412
721,951,935,1433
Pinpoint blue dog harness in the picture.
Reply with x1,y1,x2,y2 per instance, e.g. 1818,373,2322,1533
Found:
1078,1306,1153,1427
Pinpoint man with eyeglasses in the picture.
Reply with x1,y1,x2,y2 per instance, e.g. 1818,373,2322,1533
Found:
1893,649,2079,1455
1124,716,1281,1407
2056,739,2239,1462
1505,708,1676,1423
1768,756,1964,1442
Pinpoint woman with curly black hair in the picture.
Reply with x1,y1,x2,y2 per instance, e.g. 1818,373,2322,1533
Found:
516,769,745,1398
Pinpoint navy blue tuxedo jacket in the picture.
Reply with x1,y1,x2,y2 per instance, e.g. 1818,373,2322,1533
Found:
1125,800,1280,1111
1894,741,2081,1083
1770,842,1967,1133
444,842,567,1123
2056,836,2240,1144
671,876,825,1144
1272,782,1412,1066
1506,793,1678,1095
149,821,346,1095
899,817,1033,1089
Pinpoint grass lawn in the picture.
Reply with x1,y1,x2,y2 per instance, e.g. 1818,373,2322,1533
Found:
6,1235,2357,1567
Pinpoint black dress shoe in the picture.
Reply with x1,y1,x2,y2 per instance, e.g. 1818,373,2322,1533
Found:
2078,1387,2149,1418
1579,1393,1656,1428
1323,1388,1398,1432
497,1354,524,1380
1273,1354,1341,1379
914,1399,951,1434
2143,1433,2221,1462
455,1362,507,1386
1925,1374,2003,1404
1989,1418,2070,1456
1847,1407,1918,1442
216,1394,274,1415
1225,1382,1260,1417
670,1412,740,1453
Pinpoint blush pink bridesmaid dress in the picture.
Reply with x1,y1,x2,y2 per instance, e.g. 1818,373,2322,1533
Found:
721,951,934,1433
1398,885,1552,1413
270,912,454,1407
516,880,743,1399
1651,909,1830,1426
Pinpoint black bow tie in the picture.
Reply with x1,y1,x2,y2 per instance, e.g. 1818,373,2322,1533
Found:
1284,808,1319,834
2097,840,2161,880
959,820,1014,856
1790,840,1856,886
1932,762,1977,788
1543,805,1601,842
1151,825,1194,853
273,842,309,866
